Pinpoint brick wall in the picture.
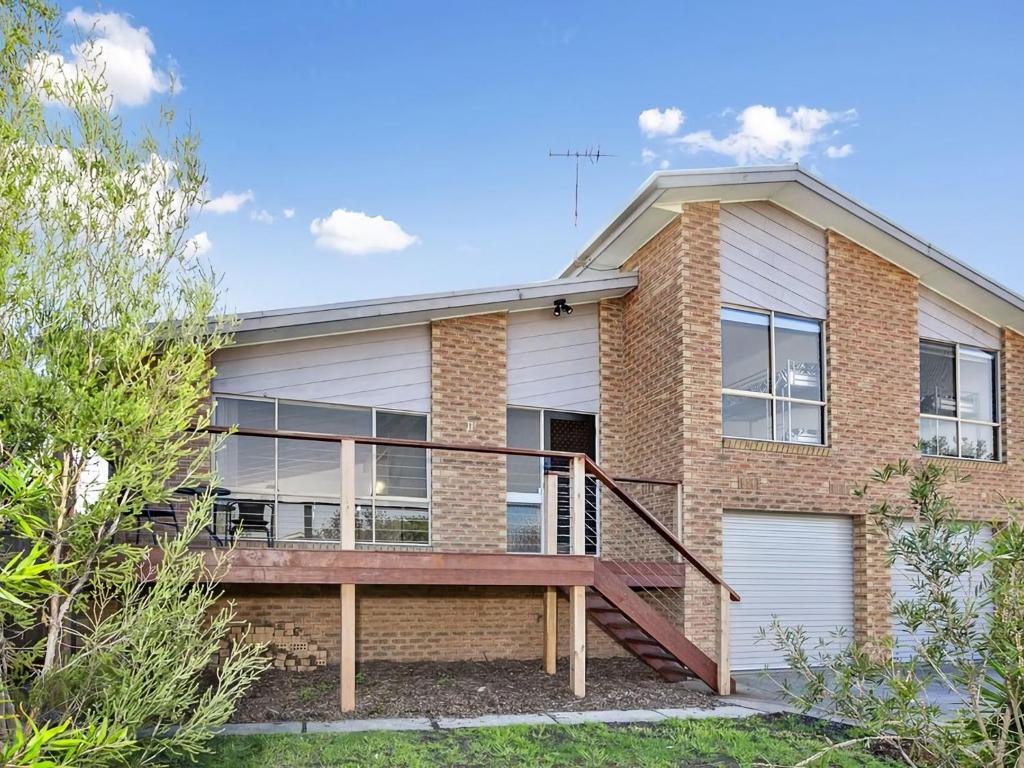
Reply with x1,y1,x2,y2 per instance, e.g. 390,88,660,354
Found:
600,209,1024,657
220,585,623,663
429,313,508,552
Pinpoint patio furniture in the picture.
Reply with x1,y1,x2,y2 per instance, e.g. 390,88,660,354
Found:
229,500,275,547
135,504,180,545
174,485,233,546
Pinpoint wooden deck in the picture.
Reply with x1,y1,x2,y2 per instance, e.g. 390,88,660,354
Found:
171,548,687,588
186,549,599,586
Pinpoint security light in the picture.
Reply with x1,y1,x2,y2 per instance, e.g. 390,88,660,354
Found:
553,298,573,317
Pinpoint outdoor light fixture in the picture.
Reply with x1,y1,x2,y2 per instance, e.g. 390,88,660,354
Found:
553,298,573,317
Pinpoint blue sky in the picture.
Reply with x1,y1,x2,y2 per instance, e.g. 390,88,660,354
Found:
57,1,1023,312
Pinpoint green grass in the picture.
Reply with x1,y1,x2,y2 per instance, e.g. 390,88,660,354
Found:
170,716,903,767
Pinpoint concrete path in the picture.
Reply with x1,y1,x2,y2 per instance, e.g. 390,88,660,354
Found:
215,698,791,736
732,668,968,722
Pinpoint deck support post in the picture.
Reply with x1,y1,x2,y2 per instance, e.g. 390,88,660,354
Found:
570,455,586,555
544,473,558,555
674,483,684,564
339,439,357,712
716,583,731,695
569,584,586,697
543,586,558,675
340,583,356,712
340,439,356,550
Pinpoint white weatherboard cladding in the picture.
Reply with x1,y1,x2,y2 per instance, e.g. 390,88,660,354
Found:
723,511,854,670
919,287,1001,349
507,303,599,412
212,325,431,412
891,523,991,662
720,201,827,319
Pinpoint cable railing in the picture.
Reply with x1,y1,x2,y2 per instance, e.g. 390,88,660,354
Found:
200,424,736,592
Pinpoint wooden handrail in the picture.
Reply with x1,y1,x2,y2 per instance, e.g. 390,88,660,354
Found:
609,475,680,487
203,424,583,459
542,468,680,488
198,424,739,602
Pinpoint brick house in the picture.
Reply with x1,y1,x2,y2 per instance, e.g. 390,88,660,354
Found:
193,165,1024,707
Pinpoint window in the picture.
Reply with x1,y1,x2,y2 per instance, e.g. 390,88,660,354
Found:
504,407,599,555
506,408,543,553
920,341,1000,461
721,307,825,444
212,396,429,544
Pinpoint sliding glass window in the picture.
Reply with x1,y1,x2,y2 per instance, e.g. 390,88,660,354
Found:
212,395,429,544
721,307,826,445
920,341,1000,461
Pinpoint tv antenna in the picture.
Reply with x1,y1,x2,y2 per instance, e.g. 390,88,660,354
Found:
549,146,615,227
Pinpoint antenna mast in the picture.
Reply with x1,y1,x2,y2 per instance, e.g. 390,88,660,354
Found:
549,146,615,227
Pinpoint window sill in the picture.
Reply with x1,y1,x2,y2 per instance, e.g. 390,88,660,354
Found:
722,437,830,457
919,455,1007,470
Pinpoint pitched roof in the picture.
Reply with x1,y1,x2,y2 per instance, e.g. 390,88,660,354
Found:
560,165,1024,333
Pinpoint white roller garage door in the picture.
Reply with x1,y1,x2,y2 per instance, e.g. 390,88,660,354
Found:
724,511,855,670
891,523,991,662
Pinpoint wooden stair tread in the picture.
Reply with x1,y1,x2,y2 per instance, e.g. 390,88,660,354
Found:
606,627,652,643
587,561,731,694
629,643,676,661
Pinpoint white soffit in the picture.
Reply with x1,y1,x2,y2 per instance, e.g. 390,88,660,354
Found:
563,166,1024,334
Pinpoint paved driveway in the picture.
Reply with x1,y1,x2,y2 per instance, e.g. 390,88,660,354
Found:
732,668,967,720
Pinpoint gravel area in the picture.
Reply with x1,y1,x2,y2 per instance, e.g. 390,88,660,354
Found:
232,658,716,722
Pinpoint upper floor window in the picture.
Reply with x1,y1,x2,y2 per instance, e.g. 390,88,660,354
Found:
721,307,825,445
920,341,1000,461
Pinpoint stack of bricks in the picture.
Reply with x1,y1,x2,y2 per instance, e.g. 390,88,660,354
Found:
214,621,328,672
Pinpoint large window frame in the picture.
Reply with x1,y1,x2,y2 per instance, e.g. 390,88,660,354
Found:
212,394,431,545
721,305,828,446
919,339,1002,463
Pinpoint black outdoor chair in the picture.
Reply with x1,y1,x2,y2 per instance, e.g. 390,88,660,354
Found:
135,505,180,545
174,485,233,546
229,501,275,547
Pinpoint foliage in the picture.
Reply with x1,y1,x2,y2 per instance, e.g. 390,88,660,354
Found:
766,459,1024,767
167,717,902,768
0,460,132,767
0,0,266,764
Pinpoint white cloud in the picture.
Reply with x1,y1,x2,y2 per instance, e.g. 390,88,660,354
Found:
659,159,671,170
826,143,854,158
250,208,274,224
310,209,420,256
282,207,296,219
206,189,254,214
638,107,685,138
673,105,857,164
31,8,175,109
184,231,212,258
640,148,658,165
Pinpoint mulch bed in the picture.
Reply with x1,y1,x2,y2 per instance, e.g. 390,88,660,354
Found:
231,658,716,722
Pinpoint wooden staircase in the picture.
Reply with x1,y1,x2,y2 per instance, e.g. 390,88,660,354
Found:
582,559,730,693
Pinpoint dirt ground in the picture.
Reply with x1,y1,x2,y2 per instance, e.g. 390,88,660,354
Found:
231,658,716,722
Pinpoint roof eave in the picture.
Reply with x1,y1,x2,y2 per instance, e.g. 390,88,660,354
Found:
228,272,638,346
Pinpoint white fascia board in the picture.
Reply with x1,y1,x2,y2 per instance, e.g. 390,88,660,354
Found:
228,272,637,346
